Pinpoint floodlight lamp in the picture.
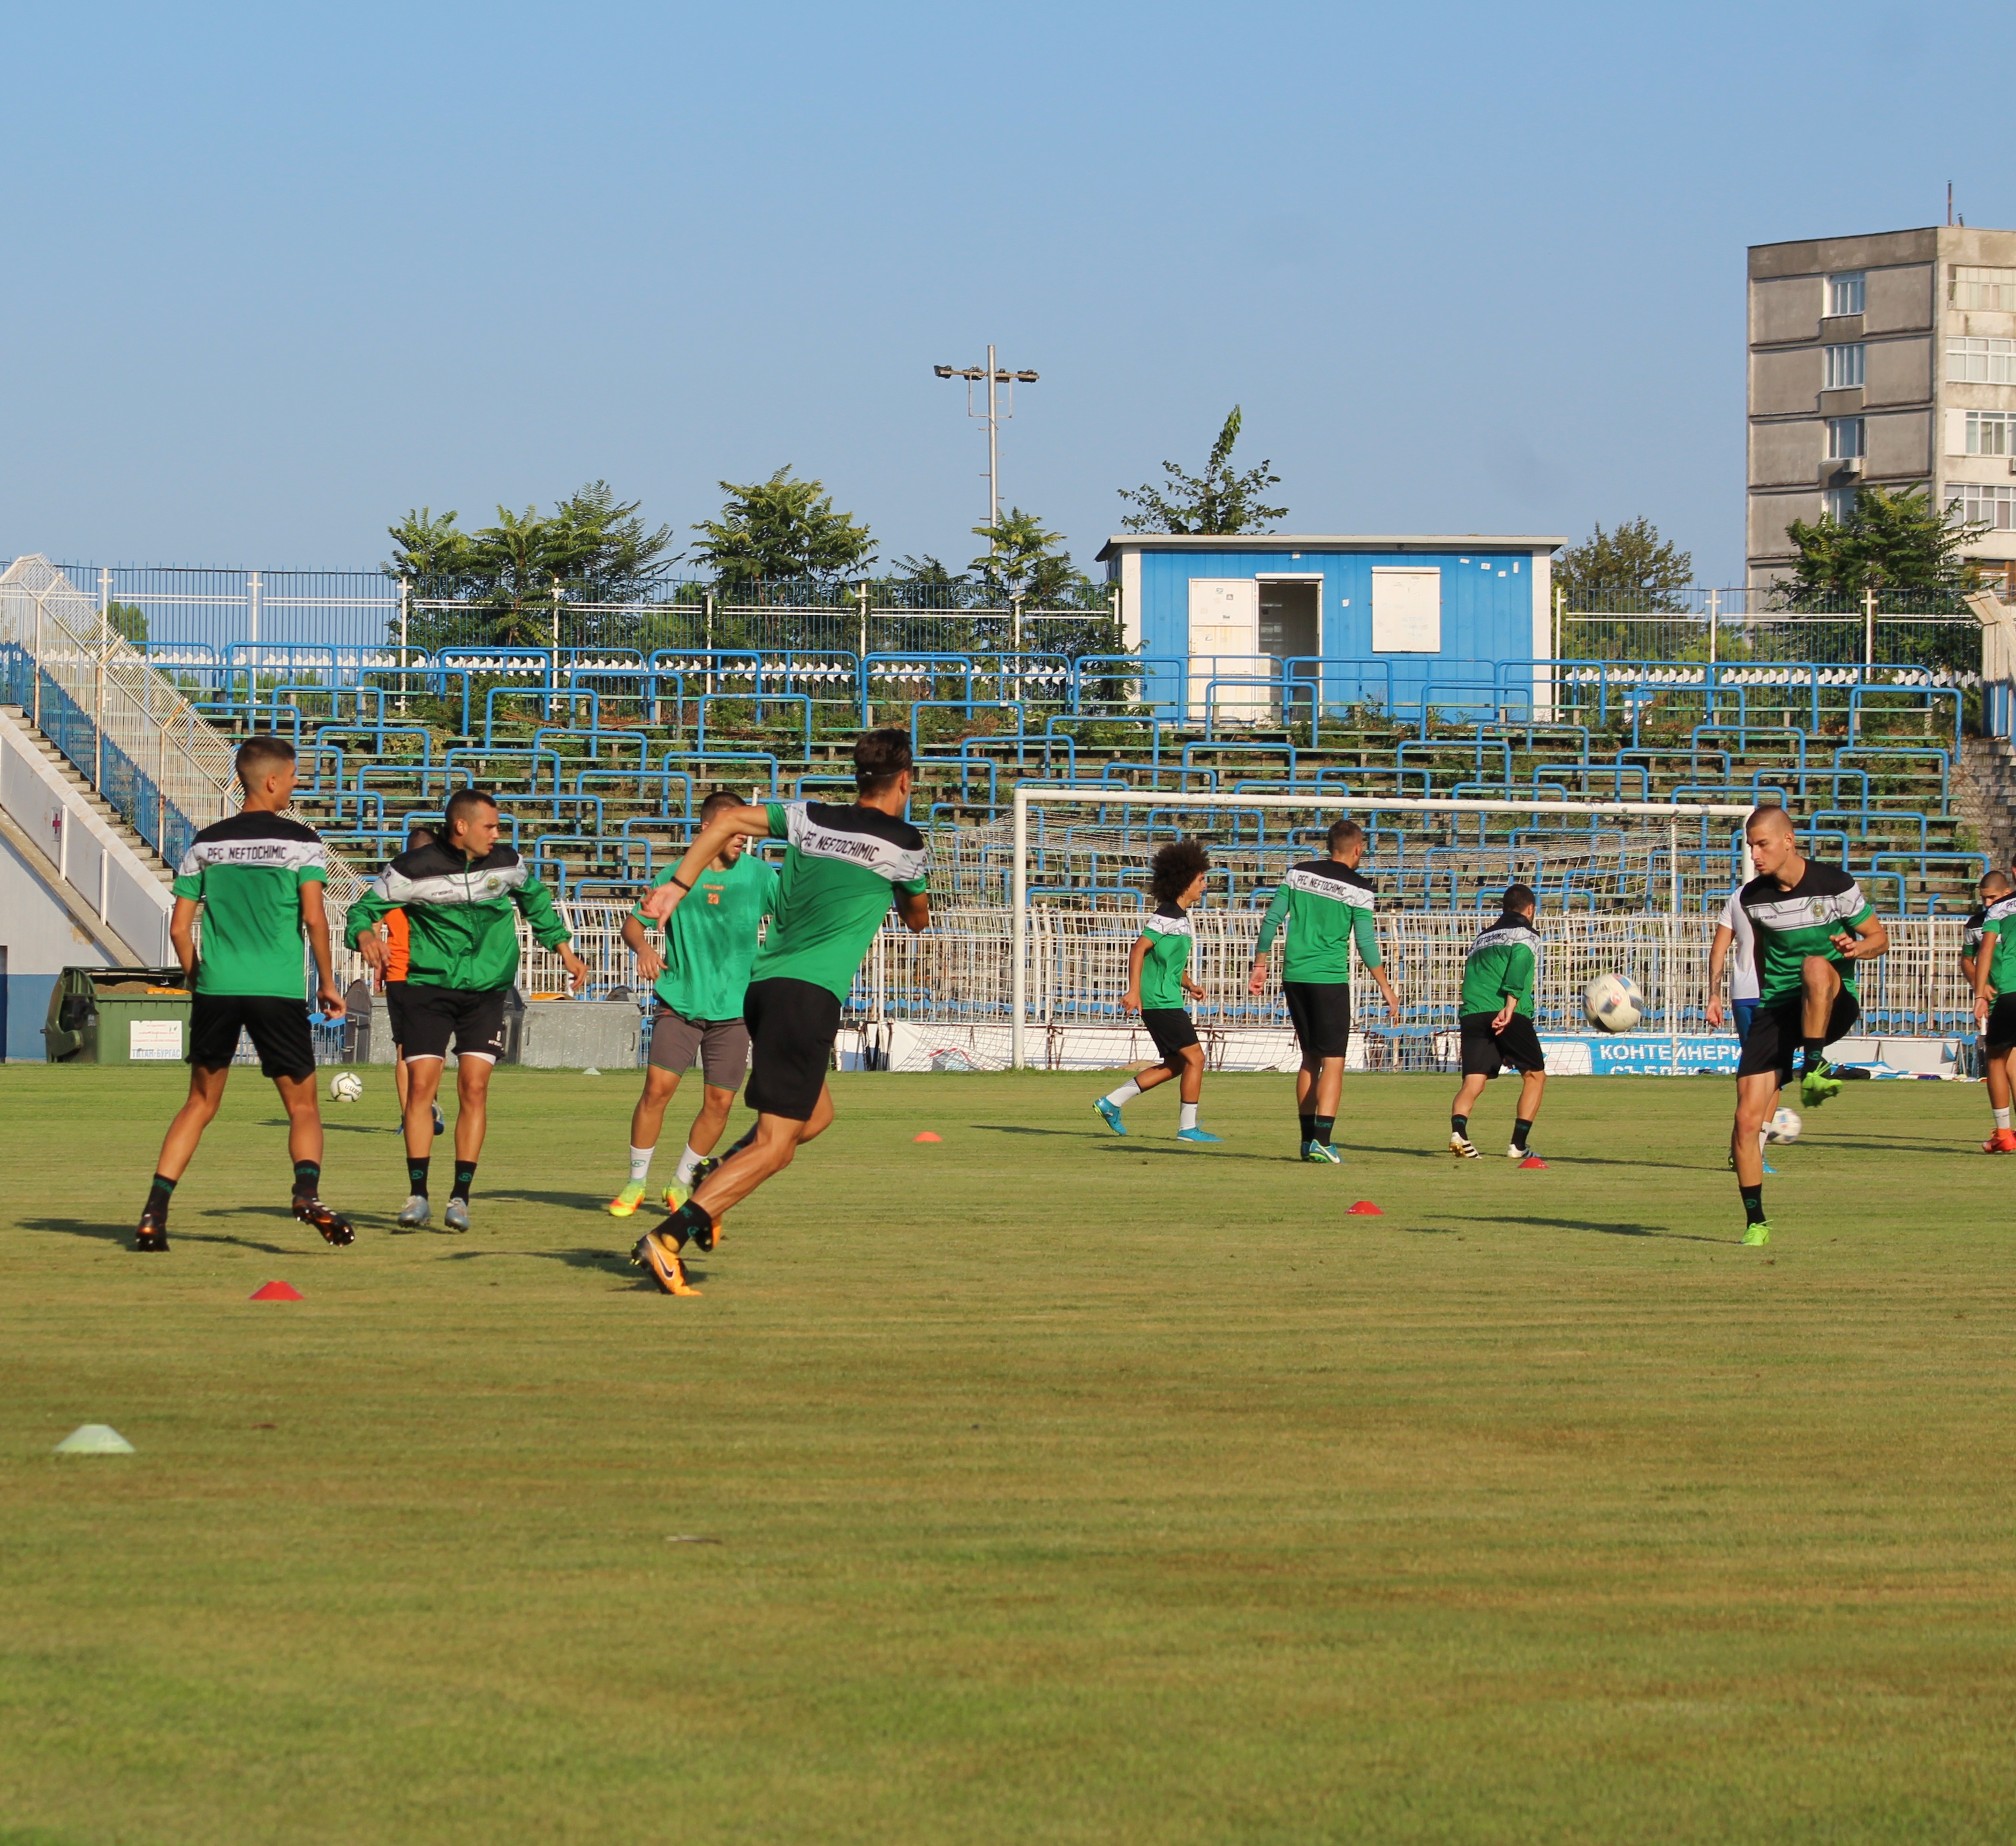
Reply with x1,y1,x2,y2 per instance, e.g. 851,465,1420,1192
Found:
933,365,955,378
1015,370,1039,382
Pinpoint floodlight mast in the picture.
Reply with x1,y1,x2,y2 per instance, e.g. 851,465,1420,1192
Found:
932,345,1040,547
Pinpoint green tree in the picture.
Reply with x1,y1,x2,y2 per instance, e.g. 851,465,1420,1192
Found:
1552,517,1693,611
467,505,568,642
546,480,675,602
886,553,976,610
383,506,475,592
687,468,875,590
1117,406,1288,534
1783,485,1987,606
105,601,148,647
969,508,1093,605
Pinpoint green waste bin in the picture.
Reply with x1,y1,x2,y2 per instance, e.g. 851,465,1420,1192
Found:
43,966,194,1065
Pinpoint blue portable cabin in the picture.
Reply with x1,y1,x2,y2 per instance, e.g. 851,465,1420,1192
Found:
1094,533,1565,727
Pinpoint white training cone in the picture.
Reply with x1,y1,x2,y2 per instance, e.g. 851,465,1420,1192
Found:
54,1424,135,1455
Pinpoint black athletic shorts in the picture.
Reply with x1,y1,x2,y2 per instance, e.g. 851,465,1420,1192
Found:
743,976,843,1122
1459,1010,1546,1078
1283,981,1352,1060
1141,1006,1199,1061
1985,995,2016,1055
189,993,316,1080
400,985,510,1064
1735,989,1862,1086
383,979,410,1048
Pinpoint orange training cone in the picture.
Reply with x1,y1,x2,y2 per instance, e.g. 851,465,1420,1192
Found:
250,1280,304,1301
913,1132,942,1143
1347,1200,1383,1215
1519,1156,1549,1170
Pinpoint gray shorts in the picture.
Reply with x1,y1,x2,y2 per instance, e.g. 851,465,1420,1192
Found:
647,1010,750,1088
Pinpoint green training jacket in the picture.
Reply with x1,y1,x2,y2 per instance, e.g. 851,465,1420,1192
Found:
346,840,571,992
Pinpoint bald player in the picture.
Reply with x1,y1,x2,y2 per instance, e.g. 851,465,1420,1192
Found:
1969,869,2016,1154
1723,806,1887,1246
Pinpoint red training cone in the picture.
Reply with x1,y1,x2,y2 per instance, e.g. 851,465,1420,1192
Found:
1519,1156,1549,1170
913,1132,942,1143
250,1280,303,1301
1347,1200,1384,1215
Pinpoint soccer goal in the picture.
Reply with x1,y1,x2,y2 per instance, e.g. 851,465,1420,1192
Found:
1004,785,1757,1070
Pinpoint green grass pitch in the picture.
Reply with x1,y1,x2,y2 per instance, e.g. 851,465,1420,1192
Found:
5,1063,2016,1844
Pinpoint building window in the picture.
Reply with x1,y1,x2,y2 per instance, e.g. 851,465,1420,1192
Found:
1826,417,1866,459
1948,336,2016,383
1951,266,2016,311
1827,271,1866,316
1966,411,2016,455
1823,487,1860,523
1952,483,2016,530
1823,343,1866,389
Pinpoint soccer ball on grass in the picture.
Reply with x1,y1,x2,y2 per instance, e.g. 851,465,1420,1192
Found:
1581,972,1644,1033
329,1071,364,1103
1765,1106,1802,1144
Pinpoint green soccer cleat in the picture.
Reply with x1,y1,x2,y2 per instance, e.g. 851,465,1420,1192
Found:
1301,1140,1342,1164
1799,1063,1843,1110
606,1182,648,1219
1094,1098,1127,1136
661,1181,691,1212
1741,1221,1771,1247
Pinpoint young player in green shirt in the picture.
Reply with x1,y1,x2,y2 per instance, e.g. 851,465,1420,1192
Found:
1449,884,1547,1162
1247,817,1401,1163
135,735,353,1251
609,788,779,1216
1093,839,1221,1144
1967,871,2016,1154
1727,806,1887,1245
627,729,931,1294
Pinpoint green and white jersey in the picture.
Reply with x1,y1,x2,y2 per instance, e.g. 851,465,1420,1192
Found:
1458,913,1541,1018
635,852,778,1020
1739,862,1875,1004
1255,860,1381,984
1977,894,2016,993
1138,903,1194,1009
1964,904,1987,969
748,801,930,1002
171,810,326,998
345,839,572,992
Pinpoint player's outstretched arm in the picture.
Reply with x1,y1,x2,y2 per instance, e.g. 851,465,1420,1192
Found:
640,804,772,920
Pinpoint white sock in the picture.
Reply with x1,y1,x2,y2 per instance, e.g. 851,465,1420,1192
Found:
1180,1102,1199,1131
1103,1079,1142,1108
628,1145,654,1185
1995,1108,2011,1131
674,1143,704,1185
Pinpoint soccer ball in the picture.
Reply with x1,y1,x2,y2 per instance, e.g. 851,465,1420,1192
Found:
1765,1106,1802,1145
329,1071,364,1102
1581,972,1644,1033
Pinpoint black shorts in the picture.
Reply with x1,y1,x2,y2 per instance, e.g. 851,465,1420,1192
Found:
1459,1010,1546,1078
1735,989,1862,1086
1141,1007,1199,1061
189,993,316,1080
1283,981,1352,1060
383,979,410,1048
743,977,843,1122
401,985,510,1064
1986,996,2016,1055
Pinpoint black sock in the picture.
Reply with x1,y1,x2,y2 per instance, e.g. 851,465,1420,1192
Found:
667,1199,715,1249
1802,1038,1825,1077
145,1172,177,1219
1512,1118,1532,1151
407,1156,430,1198
1452,1114,1469,1139
1312,1115,1335,1147
721,1125,758,1162
452,1162,477,1202
292,1160,320,1201
1740,1183,1766,1226
1298,1112,1317,1144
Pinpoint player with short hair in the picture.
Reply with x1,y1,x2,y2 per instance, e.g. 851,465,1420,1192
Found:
628,729,930,1294
608,788,779,1216
1449,884,1547,1162
135,735,353,1251
348,787,587,1232
1969,869,2016,1154
1247,817,1400,1163
1726,806,1888,1246
1094,838,1221,1145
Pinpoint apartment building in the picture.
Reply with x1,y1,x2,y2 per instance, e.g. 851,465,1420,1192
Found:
1748,225,2016,588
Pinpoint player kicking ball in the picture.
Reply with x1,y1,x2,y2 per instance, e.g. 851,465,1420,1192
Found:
1094,839,1221,1144
1724,805,1887,1246
1969,871,2016,1153
1448,884,1547,1162
628,729,930,1295
1247,817,1399,1163
609,788,778,1216
135,735,354,1251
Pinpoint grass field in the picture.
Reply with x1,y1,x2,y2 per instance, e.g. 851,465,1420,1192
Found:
5,1063,2016,1844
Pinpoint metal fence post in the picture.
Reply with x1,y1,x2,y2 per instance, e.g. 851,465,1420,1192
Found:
857,580,870,663
398,578,410,714
248,570,261,649
1864,585,1877,665
1707,588,1718,665
703,591,715,698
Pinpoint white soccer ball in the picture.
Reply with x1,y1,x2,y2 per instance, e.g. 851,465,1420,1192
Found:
1581,972,1644,1033
329,1071,364,1102
1765,1106,1802,1145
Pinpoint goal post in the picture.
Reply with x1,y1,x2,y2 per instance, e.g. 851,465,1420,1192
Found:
1006,785,1757,1070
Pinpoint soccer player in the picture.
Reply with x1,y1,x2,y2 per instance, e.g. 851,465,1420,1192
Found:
1245,818,1400,1163
1093,838,1221,1145
1707,877,1779,1175
628,729,930,1294
1448,884,1547,1162
1725,805,1887,1246
135,735,353,1251
1969,870,2016,1154
608,787,779,1216
381,823,445,1139
348,788,587,1232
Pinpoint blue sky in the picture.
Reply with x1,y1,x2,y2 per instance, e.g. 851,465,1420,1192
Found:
4,1,2011,586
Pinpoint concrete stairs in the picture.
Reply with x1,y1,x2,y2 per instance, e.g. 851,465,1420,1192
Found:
1960,736,2016,871
0,704,177,888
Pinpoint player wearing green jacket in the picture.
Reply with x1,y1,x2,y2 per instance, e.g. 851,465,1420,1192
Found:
1247,817,1401,1164
1449,884,1547,1163
349,787,587,1232
609,787,780,1217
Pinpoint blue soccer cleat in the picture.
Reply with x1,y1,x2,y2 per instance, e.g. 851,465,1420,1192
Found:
1175,1126,1223,1144
1301,1140,1342,1164
1094,1098,1127,1136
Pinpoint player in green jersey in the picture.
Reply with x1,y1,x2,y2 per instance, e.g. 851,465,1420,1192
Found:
1247,818,1401,1163
626,729,930,1294
135,735,353,1251
1728,806,1888,1245
1448,885,1547,1161
608,788,780,1215
1093,839,1220,1144
1969,871,2016,1154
